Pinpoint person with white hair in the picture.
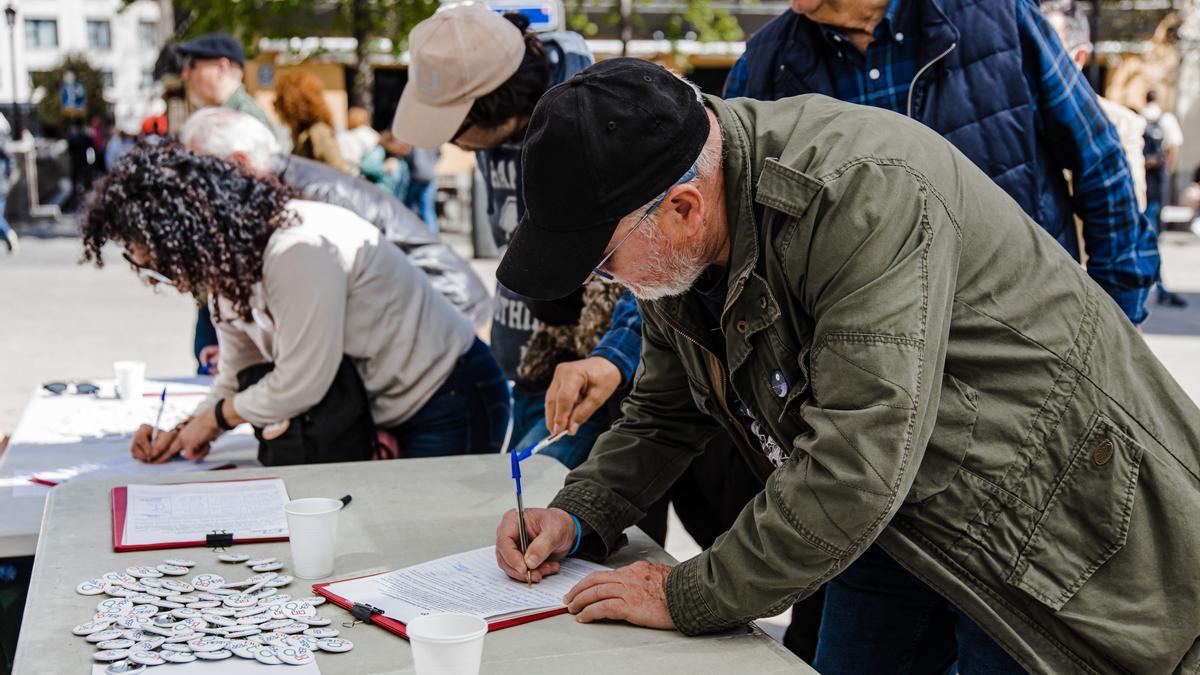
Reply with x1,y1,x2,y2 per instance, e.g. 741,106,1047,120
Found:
179,108,491,373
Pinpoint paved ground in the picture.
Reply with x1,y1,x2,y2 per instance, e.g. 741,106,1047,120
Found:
1,225,1197,645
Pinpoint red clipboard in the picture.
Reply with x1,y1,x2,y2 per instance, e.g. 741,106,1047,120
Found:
111,477,290,552
312,572,568,640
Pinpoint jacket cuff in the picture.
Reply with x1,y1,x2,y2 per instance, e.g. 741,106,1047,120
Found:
548,481,643,558
664,555,741,635
589,343,639,385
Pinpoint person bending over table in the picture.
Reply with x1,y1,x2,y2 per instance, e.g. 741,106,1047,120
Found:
491,59,1200,673
80,142,509,465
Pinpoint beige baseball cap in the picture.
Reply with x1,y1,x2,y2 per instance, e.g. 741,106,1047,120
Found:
392,3,526,147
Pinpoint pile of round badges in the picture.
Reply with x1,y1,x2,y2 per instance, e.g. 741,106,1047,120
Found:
73,555,354,674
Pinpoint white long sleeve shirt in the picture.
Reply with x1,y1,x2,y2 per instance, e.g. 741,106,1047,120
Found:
198,200,477,428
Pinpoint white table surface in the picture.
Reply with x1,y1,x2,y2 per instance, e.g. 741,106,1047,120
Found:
0,377,259,558
14,455,810,674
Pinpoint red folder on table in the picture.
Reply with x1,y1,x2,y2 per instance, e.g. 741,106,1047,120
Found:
111,477,290,552
312,572,568,640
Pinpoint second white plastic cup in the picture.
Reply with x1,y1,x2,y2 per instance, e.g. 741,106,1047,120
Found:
407,613,488,675
113,361,146,401
284,497,343,579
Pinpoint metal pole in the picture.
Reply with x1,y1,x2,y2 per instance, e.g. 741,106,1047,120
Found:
6,16,20,136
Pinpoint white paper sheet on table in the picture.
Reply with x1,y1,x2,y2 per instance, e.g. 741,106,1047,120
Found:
122,479,290,547
31,455,234,486
321,545,610,624
90,660,320,674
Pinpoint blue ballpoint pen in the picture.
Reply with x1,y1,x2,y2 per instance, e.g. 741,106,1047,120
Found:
510,430,568,587
149,387,167,445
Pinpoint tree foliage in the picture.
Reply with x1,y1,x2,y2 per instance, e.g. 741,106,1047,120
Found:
30,55,111,135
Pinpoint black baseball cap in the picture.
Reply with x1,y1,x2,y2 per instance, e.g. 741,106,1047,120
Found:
497,58,709,300
176,33,245,67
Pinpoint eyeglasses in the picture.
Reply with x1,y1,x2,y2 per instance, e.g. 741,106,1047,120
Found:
592,161,699,282
123,251,175,286
43,381,100,396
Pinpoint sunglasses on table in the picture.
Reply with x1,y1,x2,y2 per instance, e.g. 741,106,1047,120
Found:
43,381,100,396
123,252,175,286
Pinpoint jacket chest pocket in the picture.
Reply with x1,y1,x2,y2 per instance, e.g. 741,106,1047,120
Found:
1005,413,1145,611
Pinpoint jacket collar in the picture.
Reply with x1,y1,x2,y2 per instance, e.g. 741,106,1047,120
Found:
778,0,958,94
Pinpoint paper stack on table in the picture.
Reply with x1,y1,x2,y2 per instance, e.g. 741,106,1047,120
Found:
319,546,609,627
120,479,290,548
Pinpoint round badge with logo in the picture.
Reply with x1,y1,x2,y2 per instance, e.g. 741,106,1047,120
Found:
236,605,269,618
253,645,282,665
298,615,331,626
93,649,132,662
245,558,276,567
96,638,136,650
124,566,163,579
203,613,237,627
156,564,189,576
127,651,165,666
86,629,125,643
218,553,250,563
161,642,191,653
226,627,264,639
222,593,258,609
316,637,353,653
104,660,147,674
188,635,229,652
160,579,194,593
278,645,315,665
77,579,111,596
264,575,293,588
186,600,220,610
161,651,197,664
303,627,338,638
163,559,196,567
190,574,224,591
229,639,256,658
195,649,233,660
250,562,284,572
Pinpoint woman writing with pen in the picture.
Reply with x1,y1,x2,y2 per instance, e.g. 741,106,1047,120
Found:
81,142,510,466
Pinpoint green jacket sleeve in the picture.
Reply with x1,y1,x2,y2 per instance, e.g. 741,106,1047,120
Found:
665,161,961,634
549,303,722,557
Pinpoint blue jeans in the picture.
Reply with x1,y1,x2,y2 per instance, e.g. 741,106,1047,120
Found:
0,193,10,240
508,383,610,469
814,545,1026,675
194,305,219,373
405,179,438,233
388,338,510,458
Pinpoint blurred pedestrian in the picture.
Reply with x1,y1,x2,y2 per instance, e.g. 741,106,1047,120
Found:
1045,2,1146,209
104,118,140,170
725,0,1161,664
66,121,96,210
0,111,17,254
402,146,439,232
177,32,292,152
360,131,412,199
273,71,350,174
1141,89,1187,307
82,142,509,464
337,106,379,173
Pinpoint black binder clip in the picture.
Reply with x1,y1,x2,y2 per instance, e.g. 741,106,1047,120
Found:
206,530,234,550
344,602,383,628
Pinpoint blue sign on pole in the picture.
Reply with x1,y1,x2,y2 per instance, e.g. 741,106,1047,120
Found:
61,81,86,114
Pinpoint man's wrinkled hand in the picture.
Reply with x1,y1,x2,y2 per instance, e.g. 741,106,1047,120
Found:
545,357,622,436
564,560,676,630
494,507,575,583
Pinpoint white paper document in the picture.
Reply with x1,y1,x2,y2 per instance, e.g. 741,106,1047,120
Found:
322,546,610,624
122,479,290,546
32,455,233,486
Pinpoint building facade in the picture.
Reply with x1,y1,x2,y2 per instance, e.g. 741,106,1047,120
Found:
1,0,165,129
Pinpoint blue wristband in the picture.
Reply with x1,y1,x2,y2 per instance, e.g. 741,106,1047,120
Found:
569,515,583,556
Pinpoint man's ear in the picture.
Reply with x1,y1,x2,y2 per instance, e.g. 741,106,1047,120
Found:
229,151,255,171
664,184,704,238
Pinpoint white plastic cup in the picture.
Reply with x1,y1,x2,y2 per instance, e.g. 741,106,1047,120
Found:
407,613,488,675
283,497,343,579
113,361,146,401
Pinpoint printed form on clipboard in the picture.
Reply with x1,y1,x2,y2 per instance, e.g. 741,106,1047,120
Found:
112,478,290,551
314,546,611,638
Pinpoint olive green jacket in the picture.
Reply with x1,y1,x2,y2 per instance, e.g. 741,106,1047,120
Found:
549,94,1200,674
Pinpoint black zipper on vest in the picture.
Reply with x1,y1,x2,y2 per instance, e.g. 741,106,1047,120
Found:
906,42,958,118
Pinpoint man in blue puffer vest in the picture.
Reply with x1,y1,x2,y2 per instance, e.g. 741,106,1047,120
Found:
725,0,1161,671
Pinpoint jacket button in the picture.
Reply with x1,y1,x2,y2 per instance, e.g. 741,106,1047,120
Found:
1093,438,1115,466
758,296,768,309
736,320,749,334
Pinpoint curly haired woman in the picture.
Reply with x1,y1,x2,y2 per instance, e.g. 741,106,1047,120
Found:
273,70,351,173
82,142,509,465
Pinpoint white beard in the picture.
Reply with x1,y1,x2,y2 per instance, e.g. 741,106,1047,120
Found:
626,224,708,301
